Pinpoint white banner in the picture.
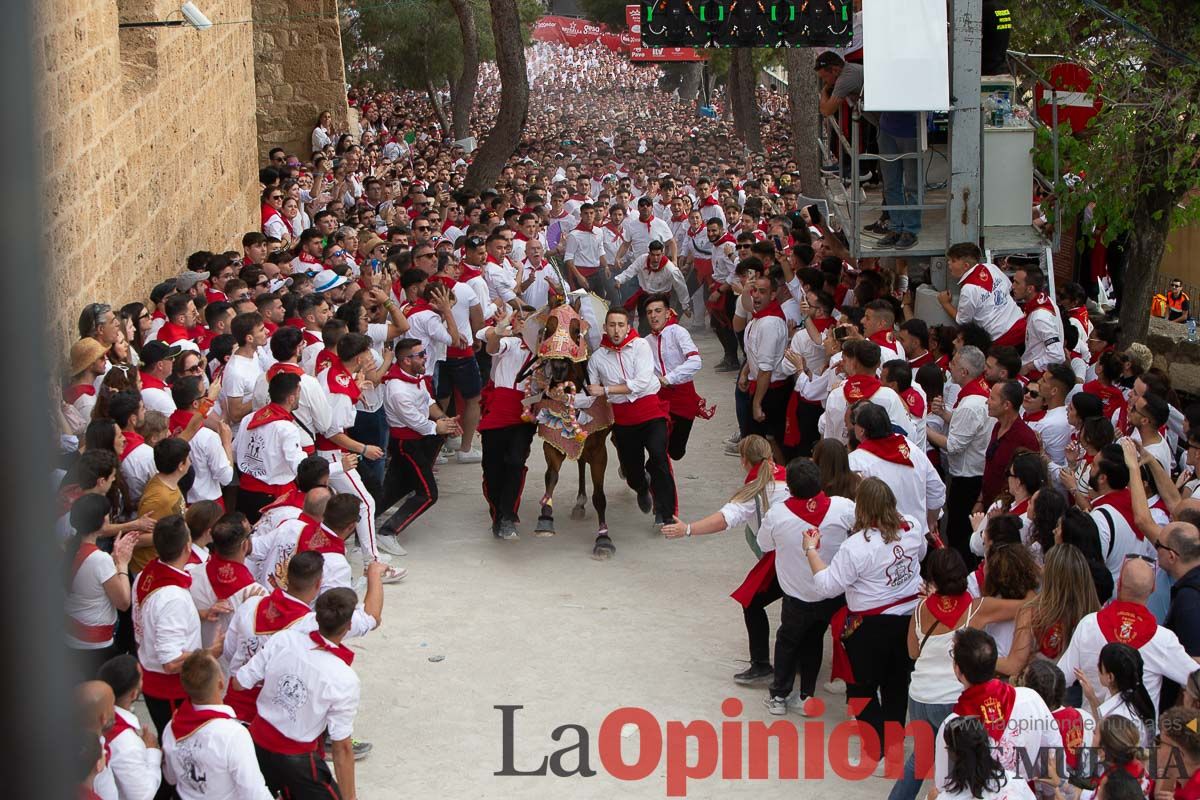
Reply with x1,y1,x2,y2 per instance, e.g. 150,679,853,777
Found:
862,0,950,112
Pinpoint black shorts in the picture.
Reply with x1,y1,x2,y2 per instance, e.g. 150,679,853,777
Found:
745,382,792,442
435,356,482,400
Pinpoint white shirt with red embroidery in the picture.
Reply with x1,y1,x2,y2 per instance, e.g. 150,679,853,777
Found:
132,564,201,681
645,324,701,385
187,560,267,651
251,369,334,452
934,687,1057,793
162,704,273,800
106,706,162,800
587,338,660,406
233,415,306,490
757,495,857,602
383,370,439,437
236,627,361,745
1057,609,1195,709
224,591,377,680
66,548,118,649
249,516,306,589
848,439,946,531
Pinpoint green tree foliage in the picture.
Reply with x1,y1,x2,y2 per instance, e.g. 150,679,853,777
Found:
1014,1,1200,343
577,0,629,29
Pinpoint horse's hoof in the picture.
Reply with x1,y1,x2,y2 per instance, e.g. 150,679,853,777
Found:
591,534,615,560
534,517,556,537
570,505,587,521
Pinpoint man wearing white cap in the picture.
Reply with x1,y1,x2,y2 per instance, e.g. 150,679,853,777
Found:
312,269,349,299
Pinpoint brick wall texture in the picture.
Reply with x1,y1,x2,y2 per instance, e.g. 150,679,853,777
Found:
36,0,348,346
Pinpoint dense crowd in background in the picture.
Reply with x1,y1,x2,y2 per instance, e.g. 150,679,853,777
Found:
55,29,1200,800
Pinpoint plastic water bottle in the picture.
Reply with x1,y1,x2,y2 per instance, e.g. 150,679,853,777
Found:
1188,316,1197,342
999,97,1013,127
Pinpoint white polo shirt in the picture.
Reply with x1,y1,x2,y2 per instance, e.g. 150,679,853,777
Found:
163,704,273,800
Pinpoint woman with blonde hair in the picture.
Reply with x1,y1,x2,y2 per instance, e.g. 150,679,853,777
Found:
996,543,1100,679
663,435,788,685
803,477,927,765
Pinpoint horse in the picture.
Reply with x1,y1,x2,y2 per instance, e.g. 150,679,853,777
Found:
527,301,615,559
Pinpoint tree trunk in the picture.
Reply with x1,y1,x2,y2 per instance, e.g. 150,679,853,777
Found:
1119,187,1176,348
786,49,822,195
679,62,702,105
448,0,479,142
465,0,529,192
426,80,451,140
729,49,762,152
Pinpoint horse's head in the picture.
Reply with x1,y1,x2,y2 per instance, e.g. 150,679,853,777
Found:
537,303,588,363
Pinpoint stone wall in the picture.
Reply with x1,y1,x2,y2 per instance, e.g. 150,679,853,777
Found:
253,0,350,161
36,0,260,346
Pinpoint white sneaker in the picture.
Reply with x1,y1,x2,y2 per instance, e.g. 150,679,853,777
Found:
786,691,816,716
444,436,462,453
763,695,788,716
823,678,846,694
380,565,408,584
434,453,448,465
377,535,408,557
455,449,482,464
726,431,741,444
724,441,741,456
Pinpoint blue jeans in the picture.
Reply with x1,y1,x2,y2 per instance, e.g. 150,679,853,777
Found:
887,698,954,800
878,130,922,235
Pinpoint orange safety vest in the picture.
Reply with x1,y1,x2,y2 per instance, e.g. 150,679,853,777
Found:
1168,291,1190,313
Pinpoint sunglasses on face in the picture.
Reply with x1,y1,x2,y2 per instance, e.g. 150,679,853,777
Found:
1025,389,1040,398
270,194,283,200
414,225,431,231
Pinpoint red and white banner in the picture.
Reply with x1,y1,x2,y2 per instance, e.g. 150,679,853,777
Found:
532,16,608,48
629,47,707,62
531,12,704,60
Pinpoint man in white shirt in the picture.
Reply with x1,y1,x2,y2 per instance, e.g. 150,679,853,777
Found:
818,339,911,446
759,458,856,713
520,239,562,310
170,378,234,505
97,655,162,800
187,515,267,651
232,589,363,800
740,274,792,459
926,345,995,563
612,240,692,330
1088,444,1157,582
1030,363,1075,477
849,403,945,534
163,652,273,800
564,203,608,293
233,372,308,522
620,196,676,264
881,359,928,452
132,515,225,738
1011,265,1065,378
937,242,1026,349
138,341,182,417
379,338,461,551
111,392,158,503
1131,391,1174,476
1058,557,1196,709
251,327,336,456
587,308,676,536
934,628,1059,791
221,312,268,425
644,295,706,460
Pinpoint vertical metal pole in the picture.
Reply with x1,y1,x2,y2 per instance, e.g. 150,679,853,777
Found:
1,1,69,797
948,0,982,246
851,104,861,258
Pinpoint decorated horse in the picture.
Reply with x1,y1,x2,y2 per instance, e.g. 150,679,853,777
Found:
524,296,617,559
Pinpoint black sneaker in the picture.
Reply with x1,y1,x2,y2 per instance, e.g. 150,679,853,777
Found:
734,662,774,685
714,359,741,373
863,218,891,235
894,232,918,250
820,162,840,174
877,231,901,247
637,487,653,514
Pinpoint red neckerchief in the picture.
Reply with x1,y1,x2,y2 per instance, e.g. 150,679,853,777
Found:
810,317,835,333
168,409,197,437
1069,305,1090,331
744,463,786,484
900,387,926,417
868,329,897,350
296,519,346,556
842,374,882,403
383,364,433,394
315,349,335,377
259,487,305,515
953,679,1016,742
267,362,304,381
1092,488,1144,540
574,223,594,233
1024,409,1047,422
296,251,322,267
139,372,167,391
187,546,204,565
459,263,483,282
646,254,669,273
246,403,294,431
1082,380,1125,417
936,353,951,371
261,204,284,230
909,351,933,368
157,321,192,344
514,231,529,242
699,194,720,208
64,384,96,404
1051,706,1085,769
72,542,99,578
687,224,704,237
205,555,257,601
169,700,234,741
671,213,688,223
309,630,355,667
1010,497,1031,517
640,214,657,232
954,376,990,408
960,263,995,292
752,299,786,320
284,317,305,329
135,559,192,605
1096,600,1157,648
604,223,625,241
856,434,914,466
569,193,589,202
923,592,973,628
324,355,362,404
254,586,311,634
119,431,145,461
1025,292,1056,316
600,329,639,351
783,492,832,526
